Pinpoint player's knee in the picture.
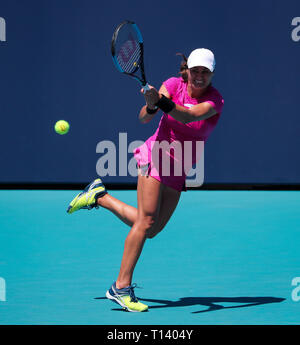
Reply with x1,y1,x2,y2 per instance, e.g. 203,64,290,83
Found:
142,214,156,228
136,214,156,236
139,215,161,239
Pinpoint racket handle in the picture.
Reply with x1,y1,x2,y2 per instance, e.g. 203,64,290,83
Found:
142,83,150,94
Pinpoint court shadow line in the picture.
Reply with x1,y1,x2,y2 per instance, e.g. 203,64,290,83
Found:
94,296,285,313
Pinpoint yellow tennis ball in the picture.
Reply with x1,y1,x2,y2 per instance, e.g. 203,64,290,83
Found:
54,120,70,135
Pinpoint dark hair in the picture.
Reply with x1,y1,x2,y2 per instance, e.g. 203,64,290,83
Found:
176,53,188,82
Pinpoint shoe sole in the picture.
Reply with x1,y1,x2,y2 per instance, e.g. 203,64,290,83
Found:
105,290,147,313
66,191,83,214
67,186,106,214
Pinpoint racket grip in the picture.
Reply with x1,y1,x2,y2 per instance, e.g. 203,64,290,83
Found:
142,83,150,94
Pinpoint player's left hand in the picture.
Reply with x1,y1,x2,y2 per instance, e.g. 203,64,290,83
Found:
141,85,160,108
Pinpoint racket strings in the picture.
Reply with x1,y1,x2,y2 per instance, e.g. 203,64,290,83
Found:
116,39,141,74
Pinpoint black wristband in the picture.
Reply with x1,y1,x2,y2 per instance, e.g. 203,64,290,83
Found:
155,95,175,113
146,106,158,114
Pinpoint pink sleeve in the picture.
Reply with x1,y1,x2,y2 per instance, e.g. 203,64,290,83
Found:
205,89,224,114
163,77,180,99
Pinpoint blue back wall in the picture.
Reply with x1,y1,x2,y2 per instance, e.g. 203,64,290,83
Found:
0,0,299,184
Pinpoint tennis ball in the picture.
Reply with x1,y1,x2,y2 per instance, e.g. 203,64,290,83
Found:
54,120,70,135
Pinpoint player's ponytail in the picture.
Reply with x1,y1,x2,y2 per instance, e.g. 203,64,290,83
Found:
176,53,188,82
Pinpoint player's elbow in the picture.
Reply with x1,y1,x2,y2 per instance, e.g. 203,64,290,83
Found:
139,118,148,124
138,109,147,123
139,114,149,124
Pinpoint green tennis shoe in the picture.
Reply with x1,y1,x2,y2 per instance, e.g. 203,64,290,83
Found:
67,178,107,214
106,282,148,312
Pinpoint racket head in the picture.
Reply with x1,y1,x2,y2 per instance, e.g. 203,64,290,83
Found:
111,20,147,87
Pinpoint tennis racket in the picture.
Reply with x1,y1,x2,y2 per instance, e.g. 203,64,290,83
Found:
111,20,150,93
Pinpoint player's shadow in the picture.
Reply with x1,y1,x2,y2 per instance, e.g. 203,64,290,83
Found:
94,296,285,313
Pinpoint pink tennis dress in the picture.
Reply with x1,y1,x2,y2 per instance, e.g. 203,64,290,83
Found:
134,77,224,191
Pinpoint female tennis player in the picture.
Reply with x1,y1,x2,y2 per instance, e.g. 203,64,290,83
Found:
67,48,224,312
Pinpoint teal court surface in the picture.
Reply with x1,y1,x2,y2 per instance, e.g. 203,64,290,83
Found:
0,189,299,325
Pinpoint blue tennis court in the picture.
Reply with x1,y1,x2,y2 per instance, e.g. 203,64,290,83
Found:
0,189,299,325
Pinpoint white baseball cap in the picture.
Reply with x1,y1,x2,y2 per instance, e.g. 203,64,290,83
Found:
187,48,216,72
